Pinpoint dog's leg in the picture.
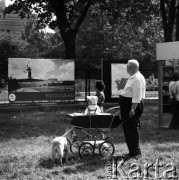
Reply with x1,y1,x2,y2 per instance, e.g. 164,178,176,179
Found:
64,149,68,164
57,145,63,166
52,145,56,164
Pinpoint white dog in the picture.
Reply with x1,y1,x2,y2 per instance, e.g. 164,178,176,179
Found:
52,128,76,165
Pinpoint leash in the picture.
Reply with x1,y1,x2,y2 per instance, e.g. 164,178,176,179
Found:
108,111,131,129
66,137,73,146
120,116,131,127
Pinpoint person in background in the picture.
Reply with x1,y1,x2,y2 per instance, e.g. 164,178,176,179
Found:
148,73,155,84
119,59,146,159
95,80,105,113
169,72,179,129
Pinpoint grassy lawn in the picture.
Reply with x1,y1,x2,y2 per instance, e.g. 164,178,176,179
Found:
0,102,179,180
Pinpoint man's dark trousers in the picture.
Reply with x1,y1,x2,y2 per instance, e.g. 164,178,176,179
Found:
119,95,143,156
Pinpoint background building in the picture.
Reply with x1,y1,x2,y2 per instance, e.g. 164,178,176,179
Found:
0,0,27,32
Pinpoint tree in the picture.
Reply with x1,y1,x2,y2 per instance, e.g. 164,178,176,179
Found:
0,32,40,61
175,0,179,40
41,31,66,59
76,0,163,68
160,0,179,41
0,20,68,65
5,0,92,59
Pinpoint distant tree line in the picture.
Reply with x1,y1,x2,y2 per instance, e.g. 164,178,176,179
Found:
1,0,178,76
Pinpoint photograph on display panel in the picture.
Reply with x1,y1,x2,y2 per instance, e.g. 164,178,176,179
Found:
111,63,129,98
8,58,75,103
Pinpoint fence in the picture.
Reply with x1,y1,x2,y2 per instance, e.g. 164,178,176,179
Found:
75,69,101,101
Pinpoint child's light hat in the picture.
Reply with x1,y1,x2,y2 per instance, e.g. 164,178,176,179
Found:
87,96,98,105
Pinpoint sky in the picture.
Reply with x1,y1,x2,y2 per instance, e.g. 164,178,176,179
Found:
5,0,55,33
8,58,75,81
5,0,14,6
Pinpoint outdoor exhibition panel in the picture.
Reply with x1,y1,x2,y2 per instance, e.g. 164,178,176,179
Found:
102,59,128,102
156,42,179,127
8,58,75,103
102,59,158,103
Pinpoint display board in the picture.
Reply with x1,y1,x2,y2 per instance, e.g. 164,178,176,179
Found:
157,42,179,127
103,59,128,102
8,58,75,103
156,41,179,60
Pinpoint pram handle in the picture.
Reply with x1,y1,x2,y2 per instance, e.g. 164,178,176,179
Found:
105,106,121,127
105,106,120,113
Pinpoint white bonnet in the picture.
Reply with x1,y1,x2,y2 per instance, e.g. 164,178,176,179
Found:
87,96,98,105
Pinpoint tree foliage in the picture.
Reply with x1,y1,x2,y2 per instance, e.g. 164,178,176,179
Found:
5,0,164,59
5,0,92,59
76,0,163,71
2,0,165,76
0,24,65,68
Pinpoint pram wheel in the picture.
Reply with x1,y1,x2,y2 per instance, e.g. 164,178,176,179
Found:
79,142,94,159
99,141,115,157
70,140,83,155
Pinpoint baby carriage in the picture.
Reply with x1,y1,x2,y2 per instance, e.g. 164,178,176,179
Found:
66,106,121,159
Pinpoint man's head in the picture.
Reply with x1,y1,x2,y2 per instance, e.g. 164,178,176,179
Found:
127,59,139,76
172,72,179,81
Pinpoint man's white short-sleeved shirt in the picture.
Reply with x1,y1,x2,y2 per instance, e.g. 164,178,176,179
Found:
121,71,146,103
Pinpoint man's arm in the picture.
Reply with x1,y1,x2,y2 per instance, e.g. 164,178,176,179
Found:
129,103,138,118
130,79,142,117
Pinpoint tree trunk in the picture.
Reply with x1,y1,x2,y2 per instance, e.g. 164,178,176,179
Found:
164,29,174,42
51,0,92,59
160,0,176,42
63,31,76,59
176,5,179,40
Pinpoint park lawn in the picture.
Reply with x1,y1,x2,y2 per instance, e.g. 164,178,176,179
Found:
0,103,179,180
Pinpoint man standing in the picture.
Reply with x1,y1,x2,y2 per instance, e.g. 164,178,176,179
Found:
119,59,146,159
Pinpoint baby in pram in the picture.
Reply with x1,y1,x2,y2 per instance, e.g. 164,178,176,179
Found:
84,96,101,115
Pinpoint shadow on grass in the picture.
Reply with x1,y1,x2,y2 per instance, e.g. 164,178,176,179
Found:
63,155,108,175
38,153,82,170
38,156,54,169
38,153,110,175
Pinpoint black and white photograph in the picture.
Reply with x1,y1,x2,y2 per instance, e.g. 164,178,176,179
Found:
111,63,129,98
8,58,75,102
1,0,179,179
